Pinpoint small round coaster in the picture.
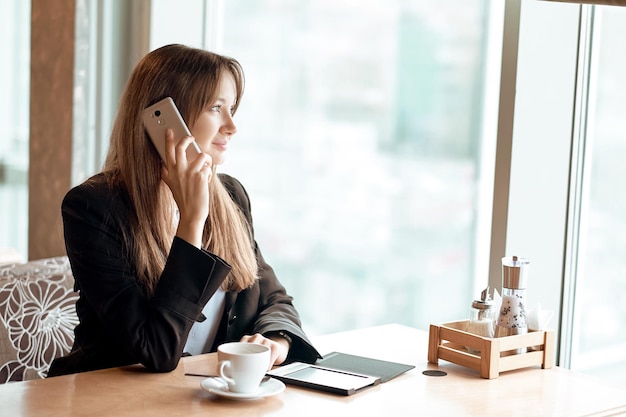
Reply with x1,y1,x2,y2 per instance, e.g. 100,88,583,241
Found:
422,370,447,377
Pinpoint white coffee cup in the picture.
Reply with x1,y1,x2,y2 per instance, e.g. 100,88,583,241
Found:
217,342,271,393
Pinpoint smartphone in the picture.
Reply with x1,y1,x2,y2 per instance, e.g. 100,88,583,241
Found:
142,97,202,162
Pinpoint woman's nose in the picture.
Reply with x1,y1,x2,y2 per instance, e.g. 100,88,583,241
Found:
222,113,237,136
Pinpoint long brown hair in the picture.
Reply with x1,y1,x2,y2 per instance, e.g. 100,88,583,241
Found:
103,44,257,295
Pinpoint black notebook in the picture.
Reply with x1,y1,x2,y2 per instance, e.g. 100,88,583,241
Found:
315,352,415,383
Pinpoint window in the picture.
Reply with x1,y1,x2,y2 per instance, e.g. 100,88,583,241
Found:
151,0,502,335
0,0,30,263
505,1,626,387
569,4,626,385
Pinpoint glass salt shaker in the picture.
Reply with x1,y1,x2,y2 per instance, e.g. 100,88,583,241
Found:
468,287,496,339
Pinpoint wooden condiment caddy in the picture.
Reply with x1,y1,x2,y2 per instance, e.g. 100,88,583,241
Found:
428,320,555,379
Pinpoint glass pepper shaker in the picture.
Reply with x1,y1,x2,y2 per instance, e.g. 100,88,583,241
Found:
495,255,530,354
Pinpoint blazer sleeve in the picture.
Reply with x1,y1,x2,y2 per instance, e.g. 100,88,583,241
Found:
219,174,322,364
62,177,231,372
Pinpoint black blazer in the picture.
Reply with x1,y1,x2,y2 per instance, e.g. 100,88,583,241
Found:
48,173,320,377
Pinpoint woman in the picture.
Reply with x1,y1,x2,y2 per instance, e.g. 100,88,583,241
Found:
48,44,320,377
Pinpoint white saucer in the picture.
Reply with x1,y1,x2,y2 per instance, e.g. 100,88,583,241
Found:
200,377,285,400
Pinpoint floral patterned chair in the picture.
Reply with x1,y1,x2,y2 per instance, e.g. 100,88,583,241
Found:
0,256,78,383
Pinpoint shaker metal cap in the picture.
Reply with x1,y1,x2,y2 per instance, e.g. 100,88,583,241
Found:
501,255,530,289
472,299,495,310
472,287,495,310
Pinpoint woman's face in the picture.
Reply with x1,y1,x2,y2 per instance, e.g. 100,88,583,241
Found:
190,71,238,165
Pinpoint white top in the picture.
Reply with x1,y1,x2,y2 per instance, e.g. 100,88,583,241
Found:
183,288,226,355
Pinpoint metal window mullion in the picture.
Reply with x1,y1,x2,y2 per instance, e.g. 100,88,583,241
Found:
203,0,224,52
559,4,595,369
488,0,521,293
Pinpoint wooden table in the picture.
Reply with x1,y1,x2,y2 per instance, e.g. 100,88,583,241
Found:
1,324,625,416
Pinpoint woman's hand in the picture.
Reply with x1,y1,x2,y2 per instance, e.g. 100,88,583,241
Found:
160,128,213,248
239,333,290,369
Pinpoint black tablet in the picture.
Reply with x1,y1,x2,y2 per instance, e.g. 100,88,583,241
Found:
266,362,381,396
316,352,415,383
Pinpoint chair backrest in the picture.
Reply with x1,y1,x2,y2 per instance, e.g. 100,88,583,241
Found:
0,256,77,383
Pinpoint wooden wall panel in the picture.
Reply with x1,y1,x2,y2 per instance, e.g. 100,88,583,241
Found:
28,0,75,260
